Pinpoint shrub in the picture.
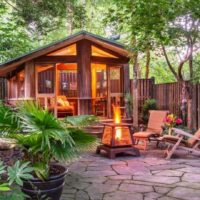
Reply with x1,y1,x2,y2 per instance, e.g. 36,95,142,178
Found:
141,99,157,123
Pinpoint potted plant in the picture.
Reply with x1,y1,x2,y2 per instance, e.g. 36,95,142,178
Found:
0,101,97,200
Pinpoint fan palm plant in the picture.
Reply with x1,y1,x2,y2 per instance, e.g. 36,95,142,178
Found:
0,101,97,199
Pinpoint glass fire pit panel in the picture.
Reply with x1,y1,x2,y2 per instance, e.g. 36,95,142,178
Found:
102,125,133,147
102,126,113,146
114,127,132,146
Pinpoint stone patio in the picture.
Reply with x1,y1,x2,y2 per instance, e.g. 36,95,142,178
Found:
61,147,200,200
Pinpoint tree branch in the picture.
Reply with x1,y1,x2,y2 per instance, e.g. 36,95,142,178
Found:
161,44,179,81
3,0,20,11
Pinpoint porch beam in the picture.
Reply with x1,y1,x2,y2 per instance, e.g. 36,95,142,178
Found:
91,56,129,64
34,56,77,63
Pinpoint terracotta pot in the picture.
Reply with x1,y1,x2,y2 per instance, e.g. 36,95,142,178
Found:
22,163,68,200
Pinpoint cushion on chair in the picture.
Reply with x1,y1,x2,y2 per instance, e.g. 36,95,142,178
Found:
133,131,155,138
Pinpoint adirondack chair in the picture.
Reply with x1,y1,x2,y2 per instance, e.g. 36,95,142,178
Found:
163,128,200,159
133,110,169,150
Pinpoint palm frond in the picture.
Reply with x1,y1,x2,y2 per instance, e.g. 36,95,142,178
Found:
0,102,21,136
65,115,98,128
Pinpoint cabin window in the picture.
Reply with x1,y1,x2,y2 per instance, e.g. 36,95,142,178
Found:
57,63,77,97
9,70,25,98
91,45,118,58
110,67,122,93
36,64,55,94
47,44,77,56
18,70,25,98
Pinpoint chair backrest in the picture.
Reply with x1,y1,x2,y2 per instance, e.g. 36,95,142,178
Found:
147,110,169,134
188,128,200,147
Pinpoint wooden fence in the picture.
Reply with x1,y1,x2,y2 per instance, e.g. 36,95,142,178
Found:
131,79,200,129
0,78,6,100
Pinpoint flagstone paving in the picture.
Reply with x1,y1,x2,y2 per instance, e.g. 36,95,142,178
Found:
61,149,200,200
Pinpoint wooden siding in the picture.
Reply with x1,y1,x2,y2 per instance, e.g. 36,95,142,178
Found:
0,78,6,99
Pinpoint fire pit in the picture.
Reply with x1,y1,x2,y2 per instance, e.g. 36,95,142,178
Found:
96,106,140,158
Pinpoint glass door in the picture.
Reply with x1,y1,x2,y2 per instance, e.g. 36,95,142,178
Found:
108,66,124,118
91,64,107,117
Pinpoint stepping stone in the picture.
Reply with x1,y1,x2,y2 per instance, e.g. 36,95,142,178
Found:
133,175,180,184
86,183,118,200
119,183,153,193
153,170,183,177
108,175,132,180
75,191,89,200
168,187,200,200
144,192,162,199
103,191,143,200
182,173,200,183
154,186,172,194
81,170,116,177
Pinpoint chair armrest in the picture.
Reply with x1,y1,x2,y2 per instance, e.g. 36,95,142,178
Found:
172,128,200,141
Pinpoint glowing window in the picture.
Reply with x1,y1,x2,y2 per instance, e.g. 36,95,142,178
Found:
47,44,76,56
92,46,118,58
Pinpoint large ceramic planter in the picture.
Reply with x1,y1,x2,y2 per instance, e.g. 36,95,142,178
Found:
22,163,68,200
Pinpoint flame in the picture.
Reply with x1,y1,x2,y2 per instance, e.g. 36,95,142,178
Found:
113,105,122,141
113,105,121,124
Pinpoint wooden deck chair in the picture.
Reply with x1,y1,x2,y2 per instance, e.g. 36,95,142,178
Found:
133,110,169,150
164,128,200,159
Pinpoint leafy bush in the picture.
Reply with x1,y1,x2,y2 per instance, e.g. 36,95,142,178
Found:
65,115,98,128
141,99,157,123
124,93,133,118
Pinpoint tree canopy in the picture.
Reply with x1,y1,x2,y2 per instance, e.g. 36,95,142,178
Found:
0,0,200,83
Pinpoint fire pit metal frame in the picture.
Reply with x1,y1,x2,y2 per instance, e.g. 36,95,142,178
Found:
96,122,140,159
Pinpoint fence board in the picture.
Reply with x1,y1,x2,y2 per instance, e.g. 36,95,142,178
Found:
130,79,200,128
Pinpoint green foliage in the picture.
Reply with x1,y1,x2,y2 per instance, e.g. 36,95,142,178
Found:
65,115,98,127
68,128,97,151
141,99,157,123
0,3,34,63
0,101,20,136
0,101,97,181
7,161,34,186
0,160,33,199
124,93,133,118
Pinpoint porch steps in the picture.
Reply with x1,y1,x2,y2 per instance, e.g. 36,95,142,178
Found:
83,123,104,138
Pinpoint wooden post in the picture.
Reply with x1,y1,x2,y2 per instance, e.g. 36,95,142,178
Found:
77,39,92,115
132,53,139,127
25,61,35,98
123,64,130,94
107,66,111,118
191,83,197,129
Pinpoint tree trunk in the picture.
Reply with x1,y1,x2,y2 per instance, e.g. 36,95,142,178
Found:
145,49,150,79
132,52,139,127
189,53,193,80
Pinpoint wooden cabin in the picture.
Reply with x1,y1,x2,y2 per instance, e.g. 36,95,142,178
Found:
0,31,130,118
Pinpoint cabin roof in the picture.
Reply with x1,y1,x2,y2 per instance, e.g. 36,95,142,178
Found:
0,30,129,75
